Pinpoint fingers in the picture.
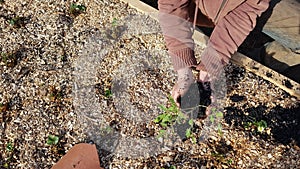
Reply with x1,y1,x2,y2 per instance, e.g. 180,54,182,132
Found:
198,70,210,82
171,84,181,107
195,62,207,72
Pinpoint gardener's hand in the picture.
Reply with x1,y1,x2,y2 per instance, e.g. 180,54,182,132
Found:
171,67,195,107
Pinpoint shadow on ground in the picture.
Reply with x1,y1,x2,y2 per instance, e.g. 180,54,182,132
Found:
224,102,300,147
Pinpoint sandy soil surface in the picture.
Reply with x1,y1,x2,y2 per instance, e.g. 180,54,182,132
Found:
0,0,299,168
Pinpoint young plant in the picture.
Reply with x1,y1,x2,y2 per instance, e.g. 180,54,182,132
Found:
104,89,113,98
111,17,118,27
1,52,18,67
154,96,181,128
6,142,14,152
8,16,26,28
208,107,224,135
70,4,86,17
47,135,59,145
154,96,197,143
227,158,233,165
243,119,267,133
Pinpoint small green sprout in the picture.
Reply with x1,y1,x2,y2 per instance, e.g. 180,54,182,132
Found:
112,18,118,27
47,135,59,145
216,111,223,118
254,120,267,133
227,159,233,165
8,16,26,28
244,119,267,133
70,4,86,17
3,163,9,168
9,18,16,25
155,96,197,143
185,119,196,143
154,112,176,128
157,129,167,138
209,114,215,123
217,123,222,135
6,142,13,152
104,89,112,98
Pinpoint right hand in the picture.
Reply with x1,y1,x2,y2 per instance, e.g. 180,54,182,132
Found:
171,67,195,107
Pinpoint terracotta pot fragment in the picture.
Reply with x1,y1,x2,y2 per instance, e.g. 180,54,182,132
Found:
51,143,103,169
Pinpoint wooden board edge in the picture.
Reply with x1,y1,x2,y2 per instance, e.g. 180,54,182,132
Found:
120,0,300,100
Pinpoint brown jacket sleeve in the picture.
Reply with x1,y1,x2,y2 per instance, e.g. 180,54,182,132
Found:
158,0,270,72
158,0,197,71
199,0,270,77
207,0,270,64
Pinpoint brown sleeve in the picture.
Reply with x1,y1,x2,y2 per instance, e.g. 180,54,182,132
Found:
158,0,197,70
208,0,270,63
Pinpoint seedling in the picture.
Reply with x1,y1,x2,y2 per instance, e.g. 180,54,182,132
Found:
154,96,181,127
243,119,267,133
185,119,196,143
154,96,197,143
227,159,233,165
112,18,118,27
70,4,86,17
254,120,267,133
47,135,59,145
3,163,9,168
208,108,224,135
1,51,20,67
8,16,26,28
104,89,112,98
6,142,13,152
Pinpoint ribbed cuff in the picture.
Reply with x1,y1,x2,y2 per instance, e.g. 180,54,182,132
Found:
169,48,197,71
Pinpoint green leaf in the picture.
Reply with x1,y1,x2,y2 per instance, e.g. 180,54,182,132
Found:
209,115,215,123
217,123,222,133
77,5,86,11
257,126,265,132
254,120,267,132
160,121,168,128
159,104,168,112
47,135,59,145
157,129,166,138
185,128,192,138
105,89,112,97
3,163,9,168
227,159,233,165
6,142,13,152
191,136,197,144
154,114,164,123
211,107,217,112
258,120,267,128
168,95,177,106
216,111,223,118
112,18,118,26
9,19,16,25
188,119,193,126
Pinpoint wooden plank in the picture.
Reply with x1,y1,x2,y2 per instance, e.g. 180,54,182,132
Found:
231,53,300,99
120,0,300,99
262,0,300,51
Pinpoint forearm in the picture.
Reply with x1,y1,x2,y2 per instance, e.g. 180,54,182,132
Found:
158,0,197,70
208,0,270,63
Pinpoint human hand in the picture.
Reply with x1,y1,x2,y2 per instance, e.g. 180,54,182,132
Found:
171,67,195,107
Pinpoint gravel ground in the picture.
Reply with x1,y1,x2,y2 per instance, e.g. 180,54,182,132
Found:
0,0,299,168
